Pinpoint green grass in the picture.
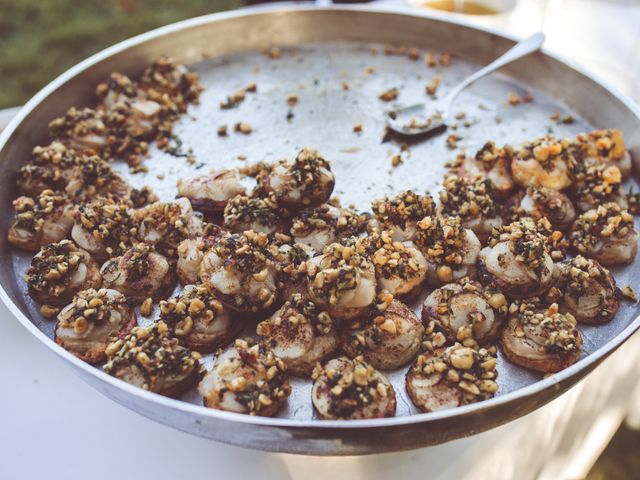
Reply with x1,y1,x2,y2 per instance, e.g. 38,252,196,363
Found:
0,0,241,108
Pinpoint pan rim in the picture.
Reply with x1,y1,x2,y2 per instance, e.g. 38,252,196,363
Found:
1,4,639,431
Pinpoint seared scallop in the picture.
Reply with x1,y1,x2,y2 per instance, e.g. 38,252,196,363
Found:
422,279,508,345
290,204,369,253
100,243,175,304
72,198,137,261
369,231,427,298
104,321,202,398
160,284,242,353
199,338,291,416
96,72,162,139
506,186,576,230
413,215,481,286
16,142,79,196
49,107,113,152
571,164,628,213
139,56,202,110
511,136,577,190
438,175,502,241
342,299,424,370
448,141,515,198
370,190,436,241
572,129,632,179
175,233,222,285
55,288,136,363
501,300,582,373
135,197,204,256
478,218,557,298
311,357,396,419
556,255,619,325
223,194,290,235
64,155,131,202
260,148,335,208
177,169,246,213
570,203,638,266
200,231,278,313
406,343,499,413
8,190,74,251
26,240,102,308
272,241,312,301
306,241,377,320
257,293,338,376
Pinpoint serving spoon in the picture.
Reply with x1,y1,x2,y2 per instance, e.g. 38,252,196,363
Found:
385,32,546,138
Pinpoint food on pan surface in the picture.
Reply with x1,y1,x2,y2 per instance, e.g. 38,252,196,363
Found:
6,46,638,422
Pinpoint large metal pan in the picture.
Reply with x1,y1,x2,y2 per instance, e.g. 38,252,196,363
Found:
1,6,639,456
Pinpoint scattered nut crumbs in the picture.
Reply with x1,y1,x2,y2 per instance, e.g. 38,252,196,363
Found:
426,76,442,96
440,52,451,66
40,304,59,318
364,66,376,76
447,133,461,149
341,80,350,91
217,125,228,136
407,47,420,61
379,87,399,102
237,155,247,161
264,46,281,59
245,83,257,93
234,122,253,134
523,93,533,103
425,52,437,67
507,93,521,106
353,124,363,134
622,286,638,302
140,297,153,316
391,154,403,167
220,89,245,110
550,112,575,124
286,93,299,106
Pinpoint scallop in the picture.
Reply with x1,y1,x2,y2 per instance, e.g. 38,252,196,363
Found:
199,338,291,416
341,299,424,370
311,357,396,420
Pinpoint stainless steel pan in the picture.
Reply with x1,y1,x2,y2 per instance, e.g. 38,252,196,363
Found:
1,6,639,455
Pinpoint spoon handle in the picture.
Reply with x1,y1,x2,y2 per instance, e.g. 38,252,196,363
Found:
444,32,545,117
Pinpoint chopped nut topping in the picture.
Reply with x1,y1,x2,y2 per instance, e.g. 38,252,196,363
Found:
58,288,128,331
509,300,580,354
26,240,90,301
572,164,624,210
104,321,200,391
12,189,70,234
517,135,577,174
75,198,137,257
414,216,468,269
439,175,498,221
370,231,424,282
487,218,563,275
223,194,287,232
371,190,435,232
258,293,334,336
307,241,373,305
412,343,498,403
571,203,635,250
218,338,290,415
160,284,225,337
290,205,368,242
378,87,399,102
312,357,388,418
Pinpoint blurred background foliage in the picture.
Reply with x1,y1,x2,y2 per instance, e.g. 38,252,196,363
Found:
0,0,241,108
